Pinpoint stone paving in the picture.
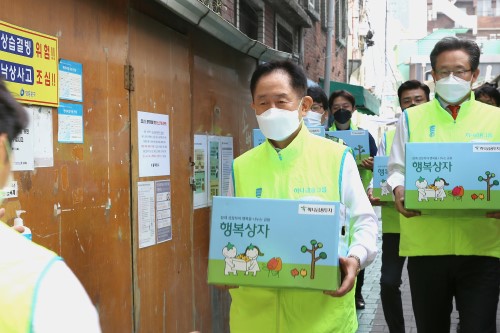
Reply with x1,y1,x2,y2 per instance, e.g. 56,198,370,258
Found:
355,225,499,333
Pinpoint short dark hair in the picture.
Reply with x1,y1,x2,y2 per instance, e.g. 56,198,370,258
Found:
250,60,307,99
430,37,480,72
307,86,328,110
0,78,29,145
328,90,355,110
397,80,431,105
474,84,500,107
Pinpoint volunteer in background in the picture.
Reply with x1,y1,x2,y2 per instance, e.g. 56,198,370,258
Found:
387,37,500,333
368,80,430,332
328,89,378,310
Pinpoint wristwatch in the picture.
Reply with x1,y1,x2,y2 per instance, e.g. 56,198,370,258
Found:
348,254,361,275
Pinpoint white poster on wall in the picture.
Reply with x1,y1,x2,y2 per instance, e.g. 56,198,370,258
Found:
137,111,170,177
11,107,34,171
32,106,54,167
193,134,208,209
138,181,156,249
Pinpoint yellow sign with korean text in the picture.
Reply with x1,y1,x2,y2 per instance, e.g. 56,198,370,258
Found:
0,20,58,107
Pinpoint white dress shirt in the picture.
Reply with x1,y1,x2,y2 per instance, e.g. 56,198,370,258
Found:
387,97,459,190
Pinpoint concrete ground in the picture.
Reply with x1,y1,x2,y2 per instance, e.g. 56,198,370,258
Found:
355,229,499,333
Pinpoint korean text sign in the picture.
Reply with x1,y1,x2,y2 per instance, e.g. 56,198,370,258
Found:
0,20,58,107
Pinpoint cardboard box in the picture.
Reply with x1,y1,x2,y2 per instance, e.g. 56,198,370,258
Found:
208,196,349,291
373,156,393,201
405,142,500,210
325,130,370,165
306,126,325,137
253,126,325,147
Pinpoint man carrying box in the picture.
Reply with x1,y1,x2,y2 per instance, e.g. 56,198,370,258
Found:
327,89,378,309
387,37,500,333
225,61,378,333
368,80,430,332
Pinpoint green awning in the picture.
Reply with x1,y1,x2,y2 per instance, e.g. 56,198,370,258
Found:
319,79,380,115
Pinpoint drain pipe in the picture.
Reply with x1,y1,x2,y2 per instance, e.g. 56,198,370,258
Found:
323,0,334,94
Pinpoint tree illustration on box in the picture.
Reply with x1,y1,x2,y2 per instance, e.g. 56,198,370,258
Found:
478,171,499,201
354,145,365,161
300,239,327,279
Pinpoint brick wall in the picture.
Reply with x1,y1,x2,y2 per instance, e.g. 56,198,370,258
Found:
221,0,236,25
221,0,346,86
264,3,275,47
303,20,346,85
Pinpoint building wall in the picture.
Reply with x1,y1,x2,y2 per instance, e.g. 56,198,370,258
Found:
217,0,347,85
303,20,346,84
264,2,276,47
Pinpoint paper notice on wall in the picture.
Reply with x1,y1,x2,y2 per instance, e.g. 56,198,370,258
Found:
220,136,234,197
155,180,172,243
32,106,54,167
137,111,170,177
11,107,34,171
58,102,83,143
1,181,18,199
138,181,156,249
193,134,208,209
59,59,83,102
207,136,220,206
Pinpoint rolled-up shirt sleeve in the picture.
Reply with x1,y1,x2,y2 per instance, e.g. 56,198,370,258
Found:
387,114,409,191
341,153,378,269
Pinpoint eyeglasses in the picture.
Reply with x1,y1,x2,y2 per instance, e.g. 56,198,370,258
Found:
331,103,352,111
310,104,324,113
435,69,471,79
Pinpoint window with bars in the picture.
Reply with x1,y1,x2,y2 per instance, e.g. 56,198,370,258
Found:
275,16,295,54
335,0,347,44
238,0,259,40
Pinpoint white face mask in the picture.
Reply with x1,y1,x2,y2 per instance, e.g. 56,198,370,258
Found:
303,110,324,127
435,74,472,104
256,99,303,141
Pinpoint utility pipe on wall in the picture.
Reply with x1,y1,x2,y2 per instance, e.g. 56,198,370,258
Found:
323,0,334,94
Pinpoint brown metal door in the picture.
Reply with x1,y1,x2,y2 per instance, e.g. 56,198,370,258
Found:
0,1,133,332
129,10,194,333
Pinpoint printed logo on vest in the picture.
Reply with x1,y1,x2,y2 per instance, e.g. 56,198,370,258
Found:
255,188,262,198
429,125,436,138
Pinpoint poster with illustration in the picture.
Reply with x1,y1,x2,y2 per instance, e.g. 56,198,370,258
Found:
373,156,393,202
208,197,348,291
193,134,208,209
405,142,500,210
325,130,369,165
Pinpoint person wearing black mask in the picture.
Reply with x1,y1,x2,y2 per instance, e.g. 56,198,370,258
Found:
327,89,377,310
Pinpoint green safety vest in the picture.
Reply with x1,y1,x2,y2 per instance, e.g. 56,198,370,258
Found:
0,222,61,333
401,94,500,257
329,122,372,190
231,125,358,333
381,129,401,233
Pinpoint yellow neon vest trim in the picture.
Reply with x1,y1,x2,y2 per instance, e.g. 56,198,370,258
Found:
0,222,61,333
231,125,358,333
401,94,500,257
